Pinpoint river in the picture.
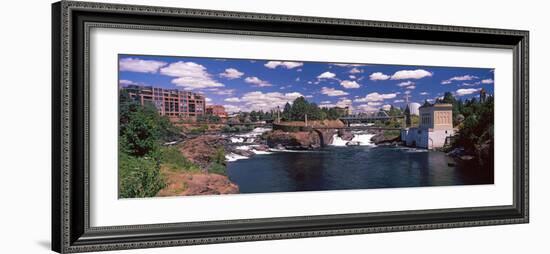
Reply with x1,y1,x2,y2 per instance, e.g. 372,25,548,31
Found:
225,128,493,194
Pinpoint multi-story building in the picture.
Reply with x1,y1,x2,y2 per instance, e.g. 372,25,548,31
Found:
123,85,206,118
401,103,454,149
206,105,228,118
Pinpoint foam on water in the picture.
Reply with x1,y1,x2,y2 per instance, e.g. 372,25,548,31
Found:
229,127,271,143
330,135,349,147
225,153,249,162
330,133,376,147
230,137,245,143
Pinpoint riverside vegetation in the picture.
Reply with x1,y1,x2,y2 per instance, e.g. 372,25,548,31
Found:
118,91,235,198
435,92,494,168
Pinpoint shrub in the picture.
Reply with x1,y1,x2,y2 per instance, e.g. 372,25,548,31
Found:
189,125,208,135
221,126,235,133
160,147,201,172
119,152,165,198
208,162,226,175
211,147,226,166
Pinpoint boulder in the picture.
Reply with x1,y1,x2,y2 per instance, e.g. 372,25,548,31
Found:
253,144,270,152
346,141,361,146
179,135,228,169
157,170,239,197
338,130,355,141
265,130,322,150
370,132,400,145
231,148,255,157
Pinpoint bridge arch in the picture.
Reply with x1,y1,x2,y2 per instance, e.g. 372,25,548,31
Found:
312,129,326,147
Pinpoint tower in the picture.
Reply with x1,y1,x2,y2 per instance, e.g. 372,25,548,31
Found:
479,88,487,103
404,104,411,127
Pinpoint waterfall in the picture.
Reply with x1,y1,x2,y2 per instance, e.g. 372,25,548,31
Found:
330,132,376,147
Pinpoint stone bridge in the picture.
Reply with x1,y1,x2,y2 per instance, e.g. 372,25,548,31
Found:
271,123,399,147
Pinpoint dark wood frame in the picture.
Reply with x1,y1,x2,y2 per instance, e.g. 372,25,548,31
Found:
52,1,529,253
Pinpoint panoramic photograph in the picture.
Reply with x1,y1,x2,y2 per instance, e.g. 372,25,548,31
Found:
117,54,494,198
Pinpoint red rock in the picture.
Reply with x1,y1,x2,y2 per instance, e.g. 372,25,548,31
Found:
157,169,239,197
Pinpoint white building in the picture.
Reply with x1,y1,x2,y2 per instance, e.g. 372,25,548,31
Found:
406,102,421,116
401,103,454,149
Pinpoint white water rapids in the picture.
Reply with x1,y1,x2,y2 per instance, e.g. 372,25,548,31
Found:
225,127,273,162
225,128,377,162
330,132,376,147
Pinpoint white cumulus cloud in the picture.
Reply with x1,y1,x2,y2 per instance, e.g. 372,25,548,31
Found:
219,68,244,79
210,88,235,95
319,98,353,110
160,61,224,90
119,79,137,86
340,80,361,89
224,97,241,103
455,88,481,96
397,81,415,87
240,91,304,111
390,69,432,80
320,87,349,97
349,67,363,74
481,79,494,84
381,104,392,111
119,58,167,73
223,104,243,113
441,75,479,84
369,72,390,81
356,104,379,112
264,61,303,69
317,71,337,79
244,76,272,87
354,92,397,102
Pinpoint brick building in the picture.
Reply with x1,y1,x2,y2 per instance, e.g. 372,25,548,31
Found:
123,85,206,118
206,105,228,118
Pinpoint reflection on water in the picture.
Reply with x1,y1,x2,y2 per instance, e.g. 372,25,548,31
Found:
226,146,493,194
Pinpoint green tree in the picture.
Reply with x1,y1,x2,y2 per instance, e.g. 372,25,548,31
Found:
290,97,309,121
119,152,165,198
453,94,494,167
440,92,456,104
120,103,162,157
118,93,184,198
282,102,292,121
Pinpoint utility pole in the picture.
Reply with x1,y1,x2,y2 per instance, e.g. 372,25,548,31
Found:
277,106,281,123
305,114,308,127
404,94,411,104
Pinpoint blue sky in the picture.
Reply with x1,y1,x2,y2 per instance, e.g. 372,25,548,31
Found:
118,54,494,113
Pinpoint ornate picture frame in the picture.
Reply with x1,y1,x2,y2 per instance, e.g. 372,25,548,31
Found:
52,1,529,253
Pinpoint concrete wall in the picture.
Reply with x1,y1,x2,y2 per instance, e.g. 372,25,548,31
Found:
402,128,452,149
428,129,454,148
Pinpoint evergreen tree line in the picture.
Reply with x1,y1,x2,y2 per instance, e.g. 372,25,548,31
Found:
436,91,494,166
281,97,348,121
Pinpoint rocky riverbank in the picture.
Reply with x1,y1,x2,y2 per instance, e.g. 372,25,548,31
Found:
178,135,228,169
159,134,241,196
157,167,239,196
264,128,401,149
445,139,493,168
265,130,323,150
370,131,401,145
